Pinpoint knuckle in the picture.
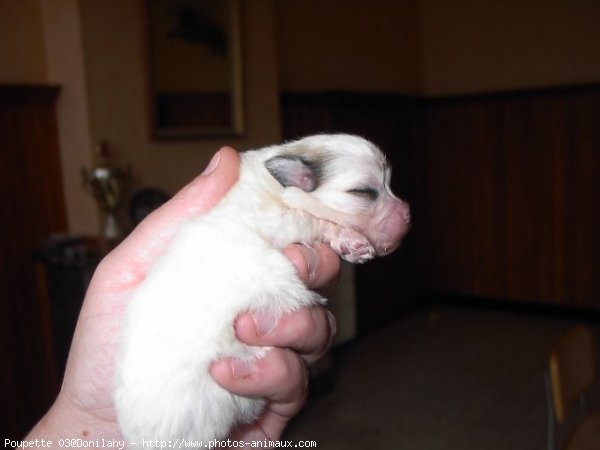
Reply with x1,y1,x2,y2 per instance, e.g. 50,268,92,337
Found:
293,308,317,337
267,350,305,395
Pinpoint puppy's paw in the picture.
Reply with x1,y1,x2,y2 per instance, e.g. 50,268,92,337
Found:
329,228,376,264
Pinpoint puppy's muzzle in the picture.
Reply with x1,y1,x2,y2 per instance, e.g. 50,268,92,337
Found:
372,198,411,256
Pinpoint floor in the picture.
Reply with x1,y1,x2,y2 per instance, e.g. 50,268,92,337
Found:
283,304,600,449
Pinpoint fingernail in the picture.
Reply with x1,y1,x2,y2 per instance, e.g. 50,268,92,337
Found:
201,150,221,176
252,311,277,336
301,244,319,280
231,358,255,379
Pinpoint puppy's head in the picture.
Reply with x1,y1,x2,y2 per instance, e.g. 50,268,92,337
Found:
263,134,410,256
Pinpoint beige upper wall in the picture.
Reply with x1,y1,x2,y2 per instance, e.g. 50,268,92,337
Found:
422,0,600,96
0,0,48,83
276,0,600,95
4,0,600,96
275,0,423,94
41,0,99,234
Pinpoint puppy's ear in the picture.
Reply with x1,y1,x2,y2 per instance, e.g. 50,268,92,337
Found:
264,155,319,192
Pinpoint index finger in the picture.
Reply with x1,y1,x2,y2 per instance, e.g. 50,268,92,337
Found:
234,306,337,365
282,243,341,294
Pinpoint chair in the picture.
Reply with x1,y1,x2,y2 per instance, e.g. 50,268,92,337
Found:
545,324,600,450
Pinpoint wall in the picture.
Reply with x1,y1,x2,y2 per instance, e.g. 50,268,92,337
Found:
4,1,600,233
0,0,99,234
41,0,99,234
276,0,600,97
78,0,281,214
1,0,282,235
417,87,600,307
0,0,48,84
275,0,422,94
422,0,600,96
3,1,600,307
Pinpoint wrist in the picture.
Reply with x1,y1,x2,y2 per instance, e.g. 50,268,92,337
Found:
23,392,123,444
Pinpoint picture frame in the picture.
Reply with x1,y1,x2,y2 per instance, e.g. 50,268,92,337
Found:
147,0,244,138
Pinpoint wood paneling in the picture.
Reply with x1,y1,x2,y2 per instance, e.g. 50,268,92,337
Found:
417,99,504,297
283,86,600,314
418,87,600,307
0,85,66,437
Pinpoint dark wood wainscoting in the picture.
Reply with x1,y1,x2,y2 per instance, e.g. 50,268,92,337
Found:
0,85,67,437
282,85,600,325
281,93,419,333
417,86,600,308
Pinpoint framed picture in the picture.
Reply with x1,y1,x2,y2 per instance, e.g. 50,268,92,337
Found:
147,0,244,138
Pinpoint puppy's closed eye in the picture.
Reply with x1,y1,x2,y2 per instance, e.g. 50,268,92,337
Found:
348,187,379,201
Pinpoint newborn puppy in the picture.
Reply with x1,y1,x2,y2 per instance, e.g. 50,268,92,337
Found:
114,134,410,445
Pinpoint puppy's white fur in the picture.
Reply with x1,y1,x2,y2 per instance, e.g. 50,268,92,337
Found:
114,134,410,445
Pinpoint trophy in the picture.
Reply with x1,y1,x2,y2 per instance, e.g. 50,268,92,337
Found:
82,142,131,242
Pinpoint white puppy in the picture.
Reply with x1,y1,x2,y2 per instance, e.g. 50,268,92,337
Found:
114,134,410,445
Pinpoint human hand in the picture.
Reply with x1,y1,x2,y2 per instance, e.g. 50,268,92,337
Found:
24,147,340,444
210,245,339,442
